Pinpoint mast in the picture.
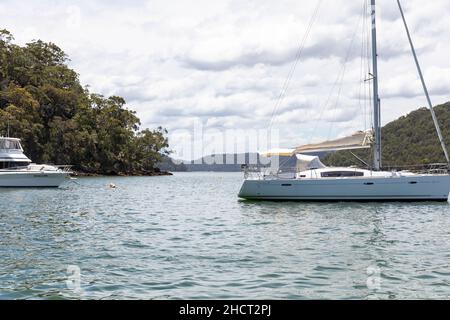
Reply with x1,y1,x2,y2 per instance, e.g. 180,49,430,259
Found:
371,0,382,170
397,0,450,164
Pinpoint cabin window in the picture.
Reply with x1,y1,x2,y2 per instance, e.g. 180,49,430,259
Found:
0,162,29,169
0,140,21,150
321,171,364,178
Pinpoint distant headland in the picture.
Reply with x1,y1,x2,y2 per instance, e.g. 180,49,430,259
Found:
0,29,171,176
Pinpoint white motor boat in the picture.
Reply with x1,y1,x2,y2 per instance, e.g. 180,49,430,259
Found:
0,137,71,188
239,0,450,202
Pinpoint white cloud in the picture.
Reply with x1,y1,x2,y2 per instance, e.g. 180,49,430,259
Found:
1,0,450,157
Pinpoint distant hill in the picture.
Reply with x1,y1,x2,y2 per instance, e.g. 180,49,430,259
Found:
324,102,450,167
157,155,188,172
184,153,270,172
160,152,327,172
159,153,285,172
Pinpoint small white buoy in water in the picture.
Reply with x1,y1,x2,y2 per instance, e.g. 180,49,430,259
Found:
109,183,117,189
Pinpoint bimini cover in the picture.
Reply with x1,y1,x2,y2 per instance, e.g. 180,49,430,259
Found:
295,131,373,154
296,154,326,171
259,149,296,157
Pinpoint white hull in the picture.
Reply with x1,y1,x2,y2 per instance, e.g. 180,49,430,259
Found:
0,171,70,187
239,175,450,201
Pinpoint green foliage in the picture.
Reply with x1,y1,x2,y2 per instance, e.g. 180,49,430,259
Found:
0,29,169,175
324,103,450,168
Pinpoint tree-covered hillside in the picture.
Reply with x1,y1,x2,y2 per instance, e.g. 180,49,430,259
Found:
0,29,169,175
324,102,450,168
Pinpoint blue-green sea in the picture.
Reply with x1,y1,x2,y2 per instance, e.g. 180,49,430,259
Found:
1,172,449,300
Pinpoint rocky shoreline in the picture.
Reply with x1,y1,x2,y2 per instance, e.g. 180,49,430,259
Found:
71,169,173,177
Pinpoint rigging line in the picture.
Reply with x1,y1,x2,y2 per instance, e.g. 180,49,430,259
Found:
306,63,343,144
325,69,346,140
364,0,371,130
326,2,365,140
268,0,323,131
269,1,322,129
365,0,373,129
307,0,367,144
271,0,322,125
350,150,369,167
397,0,450,163
358,0,369,131
307,57,347,143
364,0,369,130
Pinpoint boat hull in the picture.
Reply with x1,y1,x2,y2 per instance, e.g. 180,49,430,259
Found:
238,175,450,201
0,171,70,188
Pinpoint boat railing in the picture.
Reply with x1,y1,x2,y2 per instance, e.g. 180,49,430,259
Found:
55,165,74,173
382,163,449,175
242,164,265,180
243,163,450,180
25,164,74,173
242,164,298,180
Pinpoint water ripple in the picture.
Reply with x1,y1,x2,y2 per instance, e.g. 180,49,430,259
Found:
1,173,449,299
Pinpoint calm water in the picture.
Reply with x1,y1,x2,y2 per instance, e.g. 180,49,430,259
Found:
1,172,449,300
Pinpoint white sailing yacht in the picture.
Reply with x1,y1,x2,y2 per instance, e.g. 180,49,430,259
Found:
0,137,71,187
239,0,450,201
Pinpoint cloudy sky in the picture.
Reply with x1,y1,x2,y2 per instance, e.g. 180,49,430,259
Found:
1,0,450,159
